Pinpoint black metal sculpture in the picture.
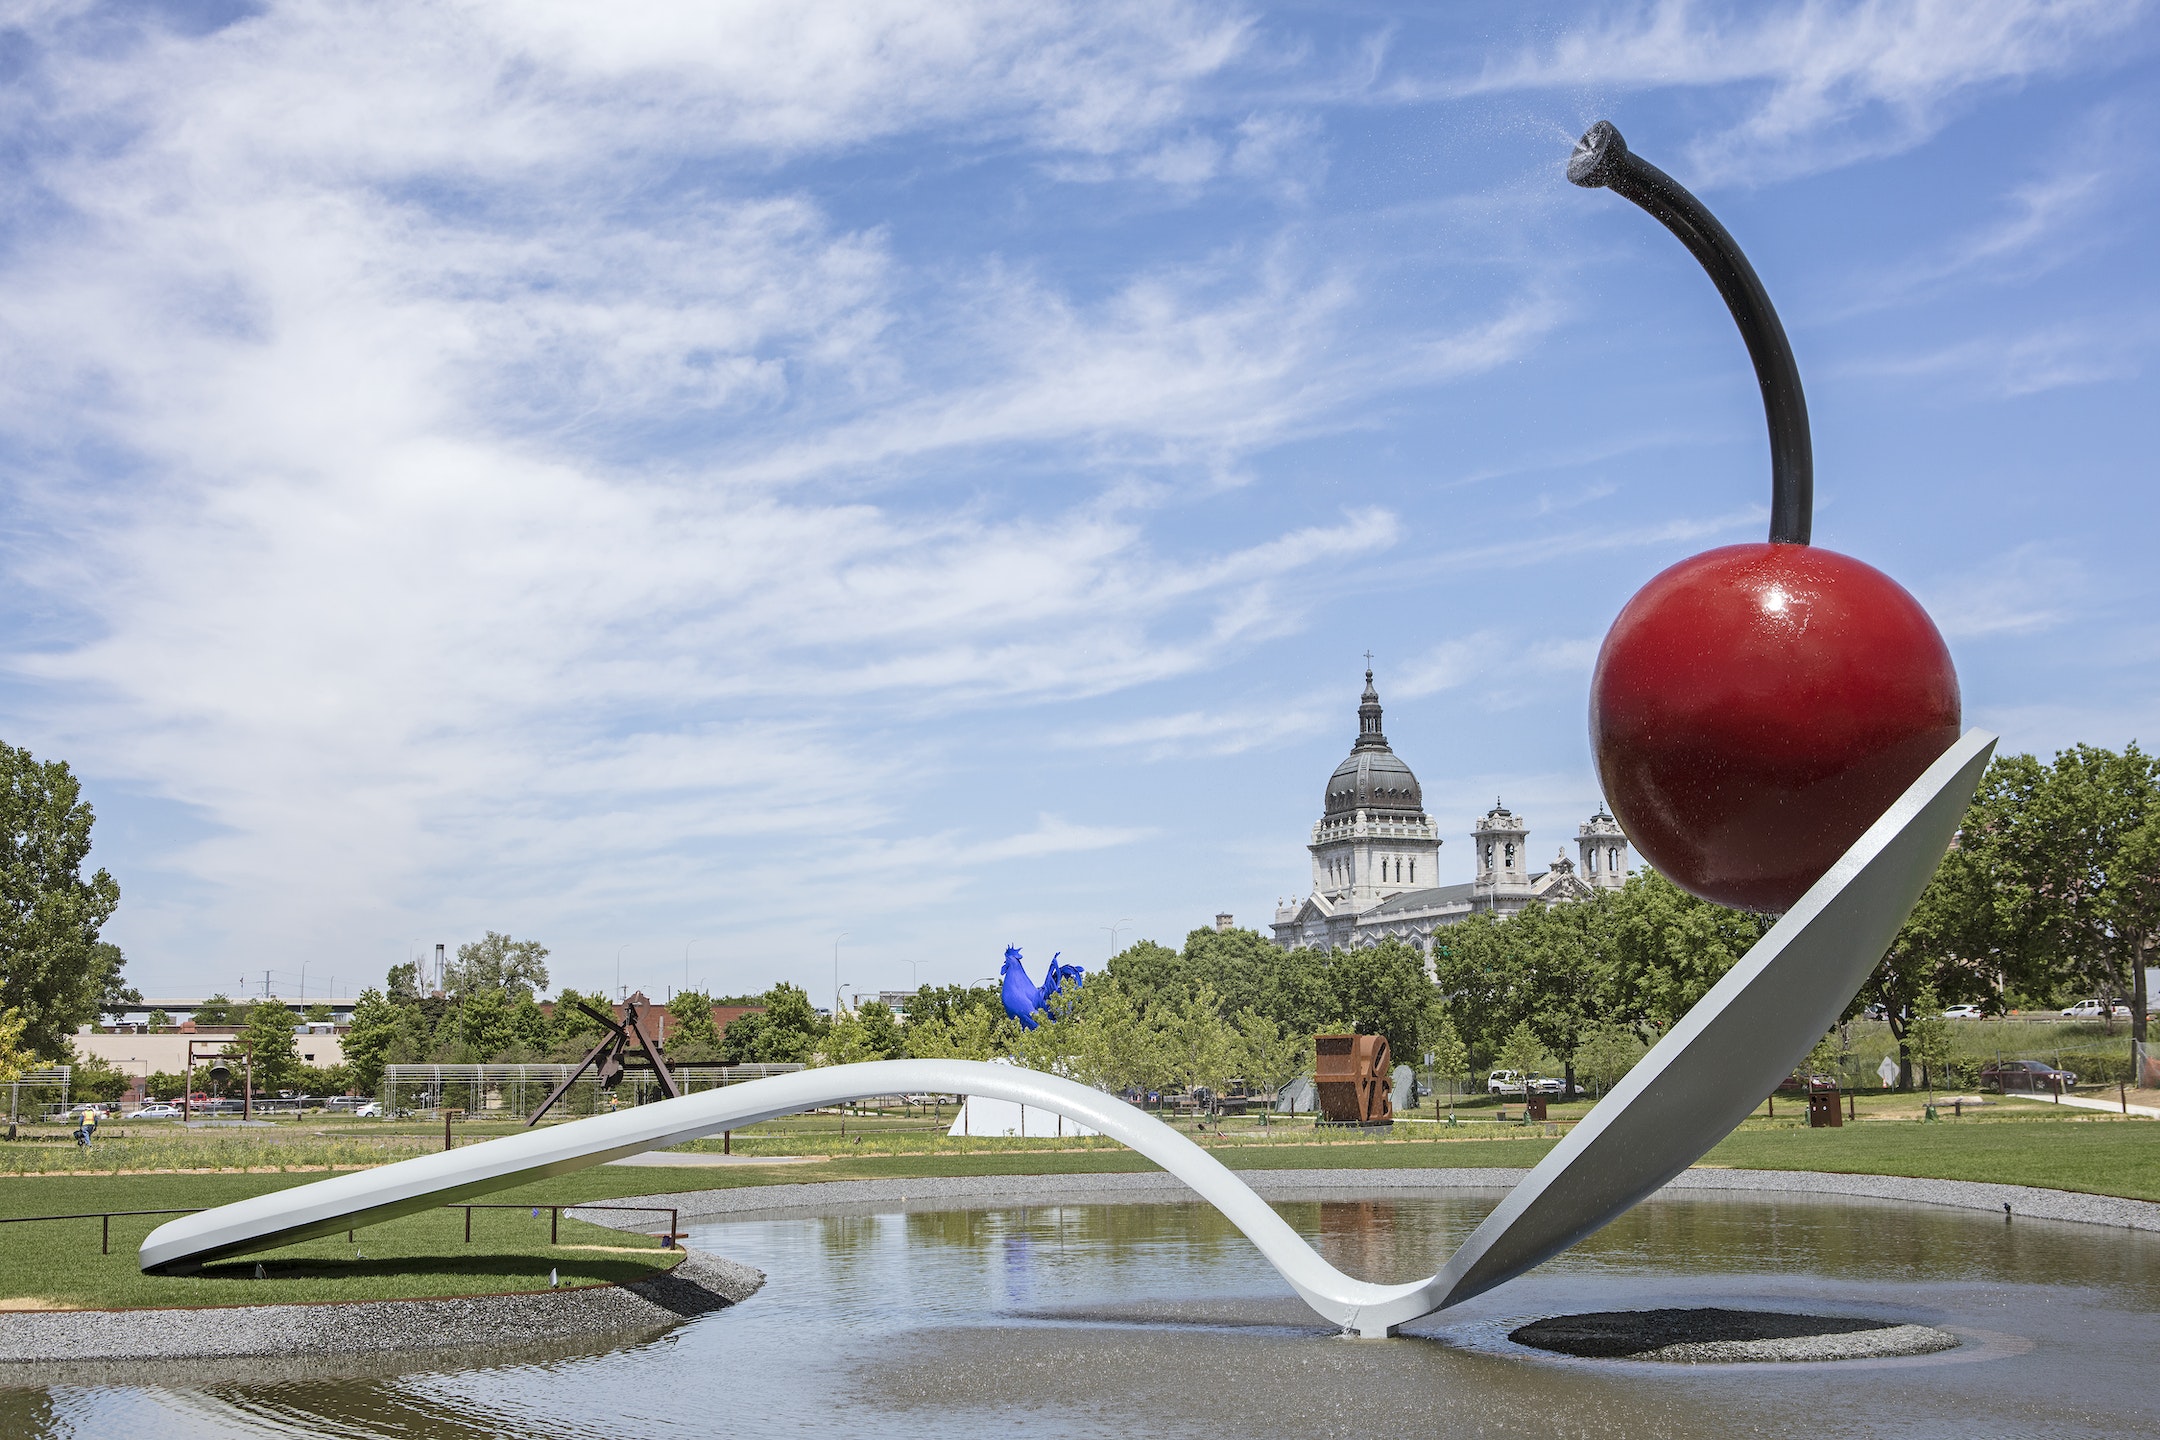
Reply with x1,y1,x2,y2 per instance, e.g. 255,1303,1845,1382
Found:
525,997,679,1125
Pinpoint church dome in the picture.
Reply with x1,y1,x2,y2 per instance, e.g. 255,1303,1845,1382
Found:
1324,671,1424,816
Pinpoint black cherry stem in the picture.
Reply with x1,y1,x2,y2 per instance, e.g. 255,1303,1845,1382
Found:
1569,120,1812,546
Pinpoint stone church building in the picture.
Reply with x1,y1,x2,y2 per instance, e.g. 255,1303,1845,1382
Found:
1270,670,1630,954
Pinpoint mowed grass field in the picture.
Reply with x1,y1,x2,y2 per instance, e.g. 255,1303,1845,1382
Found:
0,1173,679,1311
4,1097,2152,1310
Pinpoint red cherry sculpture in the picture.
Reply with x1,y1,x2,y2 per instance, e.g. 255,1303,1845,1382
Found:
1569,122,1960,911
1591,545,1959,912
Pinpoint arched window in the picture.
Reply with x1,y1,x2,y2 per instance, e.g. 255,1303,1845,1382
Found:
1409,859,1416,883
1504,842,1515,869
1610,846,1622,872
1483,842,1493,871
1587,848,1598,874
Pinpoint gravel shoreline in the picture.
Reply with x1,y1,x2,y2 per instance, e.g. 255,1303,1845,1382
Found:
0,1249,762,1377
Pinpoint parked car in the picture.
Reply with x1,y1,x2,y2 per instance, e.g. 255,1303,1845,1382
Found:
2061,999,2130,1019
1487,1070,1527,1095
130,1103,182,1119
1979,1059,2078,1092
1525,1076,1566,1095
351,1102,382,1118
1776,1072,1840,1093
1941,1004,1987,1020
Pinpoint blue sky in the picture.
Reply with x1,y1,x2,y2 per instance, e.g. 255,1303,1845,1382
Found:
2,1,2154,1005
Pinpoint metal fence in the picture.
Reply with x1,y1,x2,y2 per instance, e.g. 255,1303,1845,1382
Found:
380,1063,804,1119
6,1067,71,1121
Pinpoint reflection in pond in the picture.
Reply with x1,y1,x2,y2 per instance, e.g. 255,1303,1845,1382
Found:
7,1191,2158,1438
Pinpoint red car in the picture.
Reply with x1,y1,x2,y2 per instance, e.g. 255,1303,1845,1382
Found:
1979,1059,2077,1092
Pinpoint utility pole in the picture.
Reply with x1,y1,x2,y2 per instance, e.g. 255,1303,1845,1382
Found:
834,932,850,1019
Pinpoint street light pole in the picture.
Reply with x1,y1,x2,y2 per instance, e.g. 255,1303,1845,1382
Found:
616,944,630,1005
1102,917,1133,959
834,932,850,1019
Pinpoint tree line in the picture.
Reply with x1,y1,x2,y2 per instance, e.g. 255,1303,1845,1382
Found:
10,734,2150,1109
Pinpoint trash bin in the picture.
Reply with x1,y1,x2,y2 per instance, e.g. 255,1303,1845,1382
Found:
1807,1086,1842,1128
1525,1094,1549,1123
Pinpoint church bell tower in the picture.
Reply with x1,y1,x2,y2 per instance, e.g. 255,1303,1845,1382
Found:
1472,800,1532,896
1577,807,1629,890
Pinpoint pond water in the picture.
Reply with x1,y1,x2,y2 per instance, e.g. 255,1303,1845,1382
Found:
8,1188,2158,1438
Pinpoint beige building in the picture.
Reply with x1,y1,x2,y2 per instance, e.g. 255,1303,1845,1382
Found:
72,1025,346,1082
1271,670,1630,955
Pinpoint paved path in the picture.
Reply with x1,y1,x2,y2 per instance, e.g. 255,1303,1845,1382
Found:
2003,1090,2160,1119
605,1152,825,1168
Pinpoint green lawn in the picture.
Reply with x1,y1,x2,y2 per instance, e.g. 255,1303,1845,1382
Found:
0,1173,678,1310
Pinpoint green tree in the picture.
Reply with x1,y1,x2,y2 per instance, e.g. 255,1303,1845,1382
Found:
1800,1027,1848,1087
1232,1007,1311,1124
70,1051,127,1102
1431,914,1516,1070
447,932,551,999
1573,1022,1647,1097
666,991,723,1056
1157,985,1237,1110
550,989,612,1057
1605,870,1773,1031
903,982,1000,1029
0,1007,27,1085
145,1008,172,1030
904,1002,1020,1063
1496,1021,1554,1082
1060,974,1162,1099
1315,938,1432,1067
303,1003,334,1025
340,987,406,1092
454,988,521,1060
1104,940,1184,1005
2113,810,2160,1044
2013,746,2160,1033
1423,1012,1470,1106
143,1069,184,1101
386,962,423,1003
1903,985,1955,1100
295,1063,350,1096
236,1000,300,1092
193,993,238,1026
825,1001,904,1065
718,983,826,1064
0,743,129,1058
1500,897,1613,1096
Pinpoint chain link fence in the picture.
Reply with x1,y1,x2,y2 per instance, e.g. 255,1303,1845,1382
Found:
379,1063,803,1119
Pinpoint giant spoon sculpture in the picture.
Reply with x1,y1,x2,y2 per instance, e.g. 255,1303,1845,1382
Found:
144,125,1995,1337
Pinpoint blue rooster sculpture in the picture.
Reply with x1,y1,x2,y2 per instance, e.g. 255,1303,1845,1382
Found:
998,945,1085,1030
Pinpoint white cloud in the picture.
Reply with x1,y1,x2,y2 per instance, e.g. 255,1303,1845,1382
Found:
1833,321,2142,396
1452,0,2148,182
9,1,1552,980
1922,542,2086,638
1056,699,1336,759
1394,630,1599,705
